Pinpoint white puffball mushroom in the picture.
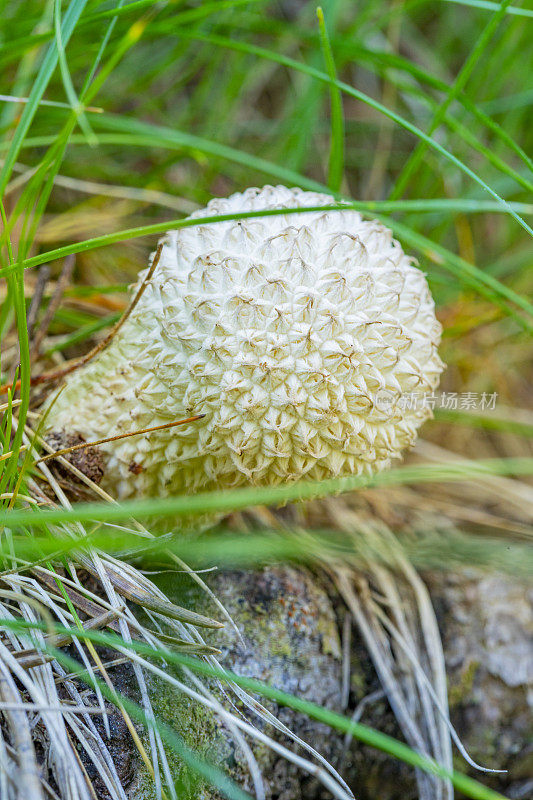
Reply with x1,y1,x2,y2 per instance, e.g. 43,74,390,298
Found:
43,185,445,501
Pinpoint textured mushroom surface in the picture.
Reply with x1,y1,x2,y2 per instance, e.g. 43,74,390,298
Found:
44,185,444,499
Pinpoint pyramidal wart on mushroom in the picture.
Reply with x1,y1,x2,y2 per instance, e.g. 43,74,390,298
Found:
43,185,445,501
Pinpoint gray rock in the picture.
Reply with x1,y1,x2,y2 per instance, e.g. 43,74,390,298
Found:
125,566,532,800
428,570,533,799
128,566,345,799
335,569,533,800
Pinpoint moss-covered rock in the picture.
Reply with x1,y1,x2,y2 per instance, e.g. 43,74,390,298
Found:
128,565,345,799
126,566,532,800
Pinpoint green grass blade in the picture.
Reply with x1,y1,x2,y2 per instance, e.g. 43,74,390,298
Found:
3,457,533,530
3,201,531,325
0,0,264,68
340,43,533,184
0,201,30,497
171,30,533,238
440,0,533,17
0,0,89,196
53,0,95,145
390,0,514,199
317,6,344,192
91,112,328,190
433,407,533,437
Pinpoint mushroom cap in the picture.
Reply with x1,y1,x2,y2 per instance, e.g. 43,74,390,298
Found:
44,185,444,500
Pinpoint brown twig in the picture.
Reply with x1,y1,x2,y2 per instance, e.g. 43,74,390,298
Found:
36,414,205,463
0,242,164,396
30,255,75,358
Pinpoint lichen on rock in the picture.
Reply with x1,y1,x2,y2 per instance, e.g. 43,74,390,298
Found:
125,565,532,800
128,565,344,800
